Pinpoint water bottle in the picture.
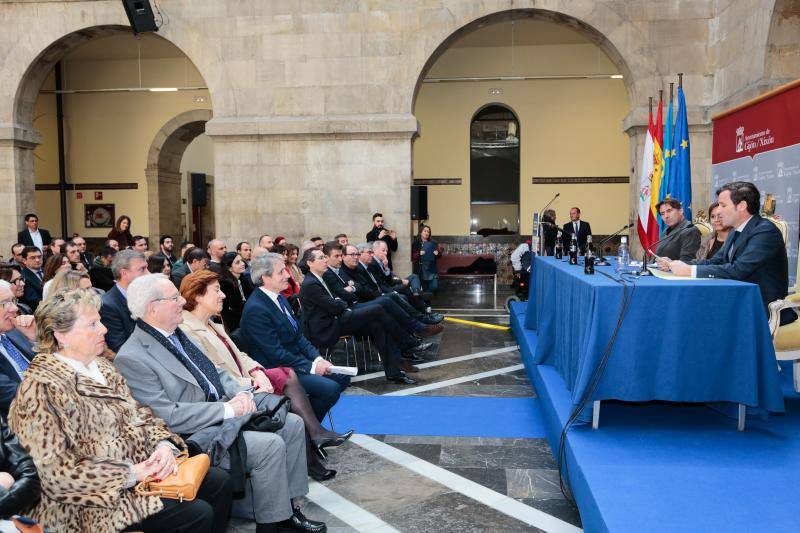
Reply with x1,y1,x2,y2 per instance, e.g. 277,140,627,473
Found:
617,236,630,271
584,235,595,275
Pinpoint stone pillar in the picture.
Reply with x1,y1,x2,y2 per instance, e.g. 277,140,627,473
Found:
0,124,41,254
206,114,418,275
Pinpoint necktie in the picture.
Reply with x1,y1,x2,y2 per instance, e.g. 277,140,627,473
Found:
277,296,298,331
167,334,220,400
317,276,334,298
36,270,43,282
363,264,379,286
727,231,740,261
0,335,29,376
574,221,579,236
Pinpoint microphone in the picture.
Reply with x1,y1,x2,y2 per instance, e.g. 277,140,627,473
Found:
594,223,634,266
636,221,702,276
535,193,560,255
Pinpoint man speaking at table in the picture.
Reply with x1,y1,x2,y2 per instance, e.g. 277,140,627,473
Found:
658,181,797,325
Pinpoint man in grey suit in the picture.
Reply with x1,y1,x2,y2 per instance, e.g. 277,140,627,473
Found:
655,198,701,261
115,274,326,533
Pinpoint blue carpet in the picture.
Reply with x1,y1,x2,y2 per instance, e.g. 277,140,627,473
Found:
330,395,546,438
510,300,800,533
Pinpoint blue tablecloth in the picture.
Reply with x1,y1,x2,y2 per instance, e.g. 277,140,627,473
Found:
524,256,785,414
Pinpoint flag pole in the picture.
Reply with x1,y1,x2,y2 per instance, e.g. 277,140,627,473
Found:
649,96,653,115
669,82,674,102
678,72,683,88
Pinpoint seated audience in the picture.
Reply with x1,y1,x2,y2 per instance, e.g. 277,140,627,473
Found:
45,238,65,261
114,274,323,533
207,239,227,273
147,254,171,276
63,241,87,272
43,270,93,301
9,244,25,267
89,245,117,292
19,247,44,311
104,238,120,251
0,416,40,520
240,253,354,418
171,248,210,288
286,244,304,287
218,252,252,332
0,264,32,315
273,236,286,248
333,234,348,247
0,282,35,418
370,240,422,293
655,198,701,261
310,237,324,250
100,249,148,353
132,235,149,253
172,241,195,270
41,253,70,301
159,235,177,266
275,245,300,299
108,215,133,249
9,289,232,533
300,249,419,381
71,236,93,271
179,271,350,481
696,201,731,260
258,235,274,252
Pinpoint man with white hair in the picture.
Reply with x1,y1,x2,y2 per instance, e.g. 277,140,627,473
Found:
0,281,35,417
115,274,324,533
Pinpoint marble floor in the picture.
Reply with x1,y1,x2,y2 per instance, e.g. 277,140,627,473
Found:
228,287,582,532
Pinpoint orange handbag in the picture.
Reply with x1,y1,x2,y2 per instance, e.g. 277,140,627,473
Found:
134,451,210,502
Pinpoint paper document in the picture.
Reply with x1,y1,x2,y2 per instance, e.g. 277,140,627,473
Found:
646,266,707,280
329,365,359,376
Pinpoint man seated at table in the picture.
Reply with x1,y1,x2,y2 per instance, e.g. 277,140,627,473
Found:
654,198,701,261
658,180,797,325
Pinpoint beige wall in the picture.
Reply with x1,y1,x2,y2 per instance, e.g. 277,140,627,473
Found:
414,43,629,236
31,56,210,240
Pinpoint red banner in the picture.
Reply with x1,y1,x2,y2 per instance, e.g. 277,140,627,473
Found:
712,81,800,164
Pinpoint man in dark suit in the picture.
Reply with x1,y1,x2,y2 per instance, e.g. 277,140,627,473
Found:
655,198,701,261
171,248,210,288
19,247,44,311
207,239,227,273
240,253,356,421
662,181,797,325
16,213,51,251
0,283,35,417
323,242,442,339
99,250,148,352
300,249,420,379
71,236,94,271
366,212,398,270
561,207,592,254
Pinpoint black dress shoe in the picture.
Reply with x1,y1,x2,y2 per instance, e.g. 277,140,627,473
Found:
387,373,417,385
277,508,327,533
313,429,354,450
401,353,425,364
308,464,336,482
407,341,433,353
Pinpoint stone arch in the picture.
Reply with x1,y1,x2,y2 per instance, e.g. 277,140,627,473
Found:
410,8,639,114
765,0,800,81
145,109,213,239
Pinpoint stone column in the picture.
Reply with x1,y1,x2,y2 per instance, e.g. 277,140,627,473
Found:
0,124,41,253
206,114,418,275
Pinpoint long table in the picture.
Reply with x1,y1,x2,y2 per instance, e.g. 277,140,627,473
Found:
524,256,785,424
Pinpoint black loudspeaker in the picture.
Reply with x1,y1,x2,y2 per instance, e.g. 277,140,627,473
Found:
191,173,207,207
410,185,428,220
121,0,159,34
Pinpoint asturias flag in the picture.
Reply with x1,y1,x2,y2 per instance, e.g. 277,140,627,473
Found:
637,109,658,250
666,86,692,220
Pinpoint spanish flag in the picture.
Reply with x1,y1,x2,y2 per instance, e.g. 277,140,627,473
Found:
637,98,664,251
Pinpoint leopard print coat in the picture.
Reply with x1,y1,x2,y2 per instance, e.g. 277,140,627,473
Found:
8,352,185,532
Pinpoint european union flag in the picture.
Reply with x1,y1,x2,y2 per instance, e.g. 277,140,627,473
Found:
667,86,692,220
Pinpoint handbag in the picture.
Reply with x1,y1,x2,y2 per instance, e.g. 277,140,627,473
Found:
246,394,291,433
134,451,210,502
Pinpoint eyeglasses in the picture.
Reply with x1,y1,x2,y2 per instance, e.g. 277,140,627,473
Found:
153,294,182,304
0,298,18,310
10,277,24,285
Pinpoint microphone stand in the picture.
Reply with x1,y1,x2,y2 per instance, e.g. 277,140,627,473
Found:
535,193,560,255
594,223,633,266
637,221,701,276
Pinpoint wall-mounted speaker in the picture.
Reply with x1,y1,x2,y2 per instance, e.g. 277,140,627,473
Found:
410,185,428,220
191,173,207,207
121,0,159,34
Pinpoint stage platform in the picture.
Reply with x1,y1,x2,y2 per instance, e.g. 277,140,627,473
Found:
510,300,800,533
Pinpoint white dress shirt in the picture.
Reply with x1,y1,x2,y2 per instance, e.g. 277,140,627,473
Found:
690,215,753,277
28,230,43,251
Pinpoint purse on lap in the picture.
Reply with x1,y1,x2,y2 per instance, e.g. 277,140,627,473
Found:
134,451,210,502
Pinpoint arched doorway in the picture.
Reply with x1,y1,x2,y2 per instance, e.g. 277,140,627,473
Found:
12,27,212,248
470,104,520,235
765,0,800,81
146,109,213,241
